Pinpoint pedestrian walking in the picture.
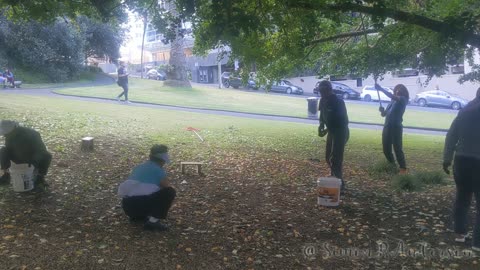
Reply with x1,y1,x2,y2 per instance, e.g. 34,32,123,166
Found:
116,61,130,103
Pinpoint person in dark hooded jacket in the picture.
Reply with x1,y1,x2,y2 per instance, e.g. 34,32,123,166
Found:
443,87,480,251
0,120,52,186
318,80,349,191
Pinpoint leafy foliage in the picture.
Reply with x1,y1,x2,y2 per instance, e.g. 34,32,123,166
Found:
181,0,480,83
0,15,124,82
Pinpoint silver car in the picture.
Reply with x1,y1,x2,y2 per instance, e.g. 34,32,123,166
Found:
270,80,303,95
414,90,468,110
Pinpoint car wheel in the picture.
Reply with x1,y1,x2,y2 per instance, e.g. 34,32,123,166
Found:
364,95,371,102
286,88,292,94
451,101,461,110
418,98,427,107
342,93,349,99
224,81,230,88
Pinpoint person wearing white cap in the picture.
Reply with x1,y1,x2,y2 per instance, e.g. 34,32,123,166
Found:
118,144,176,231
0,120,52,186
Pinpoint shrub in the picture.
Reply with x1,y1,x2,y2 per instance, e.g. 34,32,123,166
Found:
369,160,399,177
415,171,447,185
392,174,423,192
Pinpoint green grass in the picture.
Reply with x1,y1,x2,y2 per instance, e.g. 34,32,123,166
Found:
392,174,424,192
0,93,447,175
53,78,456,130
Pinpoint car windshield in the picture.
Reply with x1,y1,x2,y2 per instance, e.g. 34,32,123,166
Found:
283,80,293,86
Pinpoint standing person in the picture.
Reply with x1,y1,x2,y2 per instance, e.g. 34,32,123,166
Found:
375,83,409,174
0,120,52,187
4,69,15,88
116,61,130,103
443,89,480,251
118,144,176,231
318,80,350,191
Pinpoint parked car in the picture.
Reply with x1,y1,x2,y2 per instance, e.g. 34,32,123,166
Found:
360,85,394,102
221,73,257,90
414,90,468,110
313,81,360,100
393,68,419,77
146,69,166,80
269,80,303,95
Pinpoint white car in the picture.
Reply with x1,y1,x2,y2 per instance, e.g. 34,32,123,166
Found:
360,85,393,102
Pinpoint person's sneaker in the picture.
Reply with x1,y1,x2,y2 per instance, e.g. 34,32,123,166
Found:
472,246,480,252
0,173,11,185
116,97,121,102
399,168,408,175
126,100,131,104
144,220,169,231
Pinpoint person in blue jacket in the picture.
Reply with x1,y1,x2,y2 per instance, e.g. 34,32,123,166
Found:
118,144,176,231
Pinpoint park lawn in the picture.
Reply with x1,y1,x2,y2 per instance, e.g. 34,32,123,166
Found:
0,94,473,270
54,78,456,130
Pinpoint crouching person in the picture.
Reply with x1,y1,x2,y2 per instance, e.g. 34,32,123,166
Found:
0,120,52,187
118,144,176,231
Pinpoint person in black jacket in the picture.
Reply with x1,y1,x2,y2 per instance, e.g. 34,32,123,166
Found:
116,61,130,103
375,83,409,174
318,80,350,190
0,120,52,186
443,88,480,250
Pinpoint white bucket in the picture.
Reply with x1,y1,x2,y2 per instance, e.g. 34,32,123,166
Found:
10,162,35,192
317,177,342,207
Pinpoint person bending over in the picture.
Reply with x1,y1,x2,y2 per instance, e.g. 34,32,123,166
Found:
0,120,52,186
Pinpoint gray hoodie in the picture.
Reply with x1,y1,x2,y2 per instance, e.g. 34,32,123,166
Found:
444,97,480,163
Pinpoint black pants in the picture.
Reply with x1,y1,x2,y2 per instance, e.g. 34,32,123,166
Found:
382,124,406,169
122,187,176,220
453,155,480,247
325,128,349,181
0,147,52,176
118,83,129,101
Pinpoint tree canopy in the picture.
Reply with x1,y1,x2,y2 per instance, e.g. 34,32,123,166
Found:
179,0,480,83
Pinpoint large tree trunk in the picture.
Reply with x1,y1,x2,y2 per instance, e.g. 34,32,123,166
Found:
164,1,191,88
165,32,191,87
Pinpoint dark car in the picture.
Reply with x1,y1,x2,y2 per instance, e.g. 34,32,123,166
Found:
313,81,360,100
221,72,258,90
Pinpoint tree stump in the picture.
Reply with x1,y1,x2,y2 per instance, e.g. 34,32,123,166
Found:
81,137,94,152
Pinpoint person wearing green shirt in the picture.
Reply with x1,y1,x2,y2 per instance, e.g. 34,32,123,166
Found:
0,120,52,187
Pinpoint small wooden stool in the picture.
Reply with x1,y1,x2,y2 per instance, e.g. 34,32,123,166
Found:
180,162,203,175
81,137,94,152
